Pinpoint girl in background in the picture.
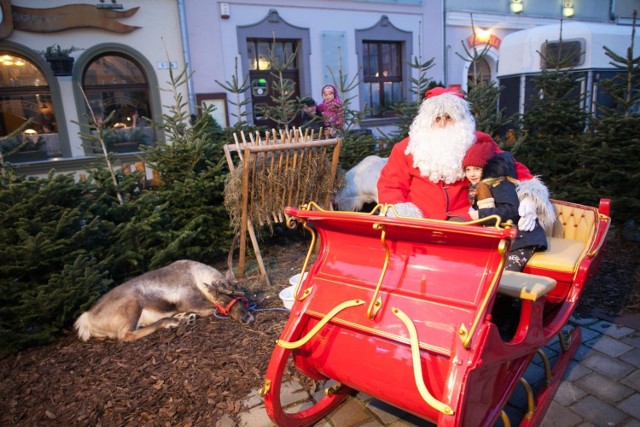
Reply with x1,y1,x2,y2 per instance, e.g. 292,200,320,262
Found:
317,84,343,136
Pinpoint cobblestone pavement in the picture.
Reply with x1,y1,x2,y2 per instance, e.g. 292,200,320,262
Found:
222,314,640,427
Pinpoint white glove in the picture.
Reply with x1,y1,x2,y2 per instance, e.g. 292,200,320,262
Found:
468,208,479,220
518,197,537,231
387,202,423,218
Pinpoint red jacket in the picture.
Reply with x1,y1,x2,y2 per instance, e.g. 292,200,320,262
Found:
377,132,533,221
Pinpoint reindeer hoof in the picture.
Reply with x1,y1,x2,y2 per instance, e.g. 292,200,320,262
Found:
173,312,197,324
163,317,181,328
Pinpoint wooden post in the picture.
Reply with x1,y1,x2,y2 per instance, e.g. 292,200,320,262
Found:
238,147,251,277
328,138,342,206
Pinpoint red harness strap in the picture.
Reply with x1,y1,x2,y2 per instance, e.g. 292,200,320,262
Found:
215,297,248,316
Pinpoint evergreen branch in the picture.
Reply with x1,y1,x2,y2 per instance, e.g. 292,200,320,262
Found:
215,57,251,126
76,85,124,205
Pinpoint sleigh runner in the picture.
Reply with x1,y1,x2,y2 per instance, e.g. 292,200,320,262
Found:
261,198,611,426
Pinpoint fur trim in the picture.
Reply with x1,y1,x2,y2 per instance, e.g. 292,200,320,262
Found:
392,202,423,218
516,176,557,231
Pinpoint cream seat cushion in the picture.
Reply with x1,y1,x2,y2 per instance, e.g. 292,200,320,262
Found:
526,237,586,273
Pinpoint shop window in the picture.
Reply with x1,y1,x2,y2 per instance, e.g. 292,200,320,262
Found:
0,52,62,162
82,54,153,153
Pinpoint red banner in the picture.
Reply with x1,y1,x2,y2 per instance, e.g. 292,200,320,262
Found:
466,34,501,49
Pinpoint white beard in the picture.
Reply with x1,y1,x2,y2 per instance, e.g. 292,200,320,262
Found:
406,122,476,184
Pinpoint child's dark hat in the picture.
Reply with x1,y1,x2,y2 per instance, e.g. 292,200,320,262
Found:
301,97,316,107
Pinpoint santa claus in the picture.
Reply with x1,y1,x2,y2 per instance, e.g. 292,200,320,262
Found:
377,86,554,231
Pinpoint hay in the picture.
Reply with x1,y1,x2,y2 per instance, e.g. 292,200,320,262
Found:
224,146,337,232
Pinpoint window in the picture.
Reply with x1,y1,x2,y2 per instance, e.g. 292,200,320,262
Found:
0,52,62,162
245,38,300,128
247,39,298,71
362,41,403,117
541,40,584,69
355,15,413,120
82,54,154,152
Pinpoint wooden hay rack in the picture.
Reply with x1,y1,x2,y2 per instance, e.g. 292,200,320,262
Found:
223,128,341,284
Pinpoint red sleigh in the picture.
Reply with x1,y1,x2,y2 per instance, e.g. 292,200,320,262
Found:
261,199,611,426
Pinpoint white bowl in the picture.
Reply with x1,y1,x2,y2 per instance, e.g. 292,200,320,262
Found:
279,286,296,310
289,272,308,287
279,273,309,310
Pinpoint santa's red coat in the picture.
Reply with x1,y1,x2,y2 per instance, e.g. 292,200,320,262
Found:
377,132,533,221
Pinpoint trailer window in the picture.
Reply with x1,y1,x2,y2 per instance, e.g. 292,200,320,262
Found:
541,41,584,69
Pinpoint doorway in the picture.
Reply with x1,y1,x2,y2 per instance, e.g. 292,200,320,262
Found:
247,38,300,128
236,9,311,128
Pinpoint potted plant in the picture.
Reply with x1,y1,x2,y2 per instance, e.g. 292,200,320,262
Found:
103,127,150,153
39,44,83,76
1,134,47,163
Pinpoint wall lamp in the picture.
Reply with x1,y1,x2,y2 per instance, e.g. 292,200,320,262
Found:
562,0,575,18
510,0,524,14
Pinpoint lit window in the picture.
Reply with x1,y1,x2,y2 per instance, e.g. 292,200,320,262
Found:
0,52,61,162
82,54,154,153
362,41,403,117
247,39,298,71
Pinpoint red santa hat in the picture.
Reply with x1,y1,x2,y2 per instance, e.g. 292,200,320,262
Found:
425,86,465,99
462,141,496,169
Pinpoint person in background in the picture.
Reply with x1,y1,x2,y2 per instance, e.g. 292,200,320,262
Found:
300,97,322,132
41,123,55,134
131,109,149,128
317,84,344,137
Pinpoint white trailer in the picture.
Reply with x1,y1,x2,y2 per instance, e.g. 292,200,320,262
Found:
497,21,640,119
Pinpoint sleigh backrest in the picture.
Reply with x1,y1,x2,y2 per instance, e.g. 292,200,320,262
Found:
288,208,517,354
527,200,600,274
548,200,598,242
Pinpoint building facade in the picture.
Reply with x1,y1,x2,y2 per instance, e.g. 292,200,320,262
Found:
183,0,443,133
0,0,189,176
2,0,638,175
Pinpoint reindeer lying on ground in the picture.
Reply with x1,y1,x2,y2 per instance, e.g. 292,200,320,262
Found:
74,260,254,342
